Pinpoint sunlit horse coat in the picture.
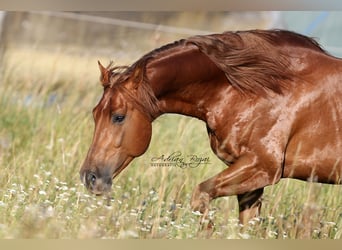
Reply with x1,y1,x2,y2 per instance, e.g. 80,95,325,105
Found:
80,30,342,224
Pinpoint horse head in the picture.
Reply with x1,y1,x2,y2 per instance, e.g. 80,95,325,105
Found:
79,61,157,195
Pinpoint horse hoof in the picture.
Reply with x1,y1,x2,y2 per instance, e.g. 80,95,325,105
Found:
191,189,210,214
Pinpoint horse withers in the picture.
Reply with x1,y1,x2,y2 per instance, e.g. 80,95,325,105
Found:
80,30,342,224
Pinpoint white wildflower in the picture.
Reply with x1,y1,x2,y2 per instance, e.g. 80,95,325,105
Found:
39,190,47,196
44,171,52,176
8,189,16,195
238,233,251,239
44,206,54,218
192,211,202,216
325,221,336,226
119,230,139,238
267,230,278,238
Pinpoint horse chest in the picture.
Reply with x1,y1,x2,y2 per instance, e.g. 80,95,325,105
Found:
205,104,259,166
206,125,240,165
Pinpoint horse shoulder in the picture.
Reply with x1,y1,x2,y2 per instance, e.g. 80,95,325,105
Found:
206,94,291,171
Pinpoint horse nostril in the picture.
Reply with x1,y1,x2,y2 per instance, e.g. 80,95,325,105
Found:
86,172,97,186
82,170,113,195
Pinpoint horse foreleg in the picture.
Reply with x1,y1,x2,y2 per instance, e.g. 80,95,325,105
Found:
191,153,278,224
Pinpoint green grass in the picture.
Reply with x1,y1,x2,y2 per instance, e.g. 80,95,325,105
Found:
0,47,341,239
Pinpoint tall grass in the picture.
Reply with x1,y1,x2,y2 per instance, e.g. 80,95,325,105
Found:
0,47,341,239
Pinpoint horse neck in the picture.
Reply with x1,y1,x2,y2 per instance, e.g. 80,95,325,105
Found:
146,45,229,121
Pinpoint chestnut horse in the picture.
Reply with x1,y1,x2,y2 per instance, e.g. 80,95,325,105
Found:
80,30,342,224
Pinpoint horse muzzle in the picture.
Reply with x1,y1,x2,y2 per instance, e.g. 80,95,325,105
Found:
80,170,113,195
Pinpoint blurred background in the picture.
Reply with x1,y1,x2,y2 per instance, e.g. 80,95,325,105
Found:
1,11,342,90
1,11,342,64
1,11,341,93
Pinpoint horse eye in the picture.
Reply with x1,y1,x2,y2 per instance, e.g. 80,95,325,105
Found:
112,114,125,124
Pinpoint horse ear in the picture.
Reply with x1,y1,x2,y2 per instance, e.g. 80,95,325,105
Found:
130,66,143,89
98,60,112,87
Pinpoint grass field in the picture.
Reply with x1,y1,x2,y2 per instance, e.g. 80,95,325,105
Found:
0,47,341,239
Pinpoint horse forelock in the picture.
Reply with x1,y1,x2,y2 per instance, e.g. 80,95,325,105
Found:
106,66,131,88
111,82,159,121
102,60,158,120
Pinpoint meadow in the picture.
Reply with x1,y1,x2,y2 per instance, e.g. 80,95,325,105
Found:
0,45,341,239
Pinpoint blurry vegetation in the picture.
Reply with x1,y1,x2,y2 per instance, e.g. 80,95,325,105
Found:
0,12,341,239
1,12,278,58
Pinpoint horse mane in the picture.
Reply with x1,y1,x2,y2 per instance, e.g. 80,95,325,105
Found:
105,39,188,119
186,29,327,96
248,29,326,53
107,29,327,108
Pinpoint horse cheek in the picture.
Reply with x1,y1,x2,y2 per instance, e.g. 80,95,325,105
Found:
113,128,124,148
127,112,152,156
134,122,152,156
